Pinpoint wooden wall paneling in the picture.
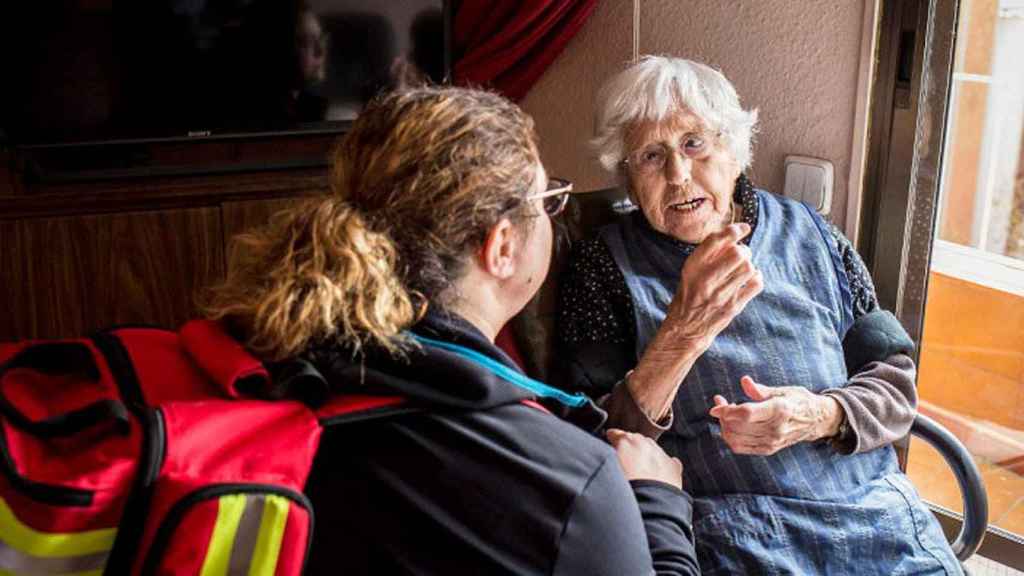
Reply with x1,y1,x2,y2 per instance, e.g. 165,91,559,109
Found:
1,169,328,220
221,196,310,239
0,220,47,339
97,207,224,332
1,207,224,340
0,218,90,339
221,196,316,264
0,221,13,338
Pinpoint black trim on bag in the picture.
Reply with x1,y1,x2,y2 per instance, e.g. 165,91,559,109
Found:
103,408,166,576
0,423,94,506
91,332,148,409
92,323,168,333
92,328,170,575
0,342,131,437
318,404,422,427
140,483,315,576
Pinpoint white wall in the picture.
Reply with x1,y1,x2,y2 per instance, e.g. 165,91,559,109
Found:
522,0,870,230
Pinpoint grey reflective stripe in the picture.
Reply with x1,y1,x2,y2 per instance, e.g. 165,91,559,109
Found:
227,495,266,576
0,539,109,575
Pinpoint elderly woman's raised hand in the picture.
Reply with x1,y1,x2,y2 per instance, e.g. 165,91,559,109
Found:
607,429,684,489
708,376,844,455
662,223,763,354
625,222,765,424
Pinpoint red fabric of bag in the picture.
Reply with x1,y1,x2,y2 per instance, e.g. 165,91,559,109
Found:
0,338,140,531
131,399,320,574
178,320,270,399
113,328,222,405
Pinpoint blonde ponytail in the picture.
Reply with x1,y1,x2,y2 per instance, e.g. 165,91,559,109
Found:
201,197,416,361
202,86,539,363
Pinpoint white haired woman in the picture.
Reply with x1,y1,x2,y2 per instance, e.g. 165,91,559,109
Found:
556,56,962,574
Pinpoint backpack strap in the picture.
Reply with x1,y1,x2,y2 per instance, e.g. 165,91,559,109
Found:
0,341,131,438
178,320,270,398
316,395,551,427
315,395,419,426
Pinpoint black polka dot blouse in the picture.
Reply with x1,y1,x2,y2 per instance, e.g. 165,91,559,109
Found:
557,173,880,352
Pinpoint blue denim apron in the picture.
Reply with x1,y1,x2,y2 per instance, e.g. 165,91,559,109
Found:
600,190,961,575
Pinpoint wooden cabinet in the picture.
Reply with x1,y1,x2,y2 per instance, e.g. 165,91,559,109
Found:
1,208,223,338
221,197,308,246
0,171,326,340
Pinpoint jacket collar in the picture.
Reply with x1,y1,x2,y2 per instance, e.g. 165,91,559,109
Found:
270,308,607,431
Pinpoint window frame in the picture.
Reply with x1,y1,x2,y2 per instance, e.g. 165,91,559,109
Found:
862,0,1024,568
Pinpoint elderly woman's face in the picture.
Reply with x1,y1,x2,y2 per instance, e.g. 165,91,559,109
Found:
625,110,741,244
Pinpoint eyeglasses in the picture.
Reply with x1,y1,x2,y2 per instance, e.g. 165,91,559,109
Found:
525,177,573,217
622,131,718,175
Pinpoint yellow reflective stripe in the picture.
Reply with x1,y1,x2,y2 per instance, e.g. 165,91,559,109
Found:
247,495,289,576
0,565,102,573
199,494,248,576
0,496,115,557
0,568,102,576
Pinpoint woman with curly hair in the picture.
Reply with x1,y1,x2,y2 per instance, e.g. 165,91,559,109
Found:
202,86,700,575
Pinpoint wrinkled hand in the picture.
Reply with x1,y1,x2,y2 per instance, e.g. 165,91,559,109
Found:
606,428,684,490
661,223,763,353
708,376,843,456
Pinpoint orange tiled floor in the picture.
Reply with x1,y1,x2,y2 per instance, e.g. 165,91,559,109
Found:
906,437,1024,535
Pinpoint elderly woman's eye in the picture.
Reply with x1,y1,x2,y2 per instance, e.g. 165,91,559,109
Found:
683,136,706,153
641,148,665,164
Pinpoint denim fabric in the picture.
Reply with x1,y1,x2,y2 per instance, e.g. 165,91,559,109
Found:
600,190,961,574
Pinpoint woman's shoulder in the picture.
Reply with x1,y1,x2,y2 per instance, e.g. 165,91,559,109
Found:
487,402,618,478
369,402,617,494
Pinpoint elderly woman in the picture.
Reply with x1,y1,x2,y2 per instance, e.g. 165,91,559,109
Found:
557,56,961,574
203,86,700,575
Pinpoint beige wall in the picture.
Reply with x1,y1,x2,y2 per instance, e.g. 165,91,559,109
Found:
520,1,634,194
522,0,868,230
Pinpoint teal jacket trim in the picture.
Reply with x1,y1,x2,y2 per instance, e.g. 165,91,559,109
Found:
410,334,588,408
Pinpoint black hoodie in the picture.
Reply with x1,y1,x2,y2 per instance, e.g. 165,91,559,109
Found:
302,309,699,575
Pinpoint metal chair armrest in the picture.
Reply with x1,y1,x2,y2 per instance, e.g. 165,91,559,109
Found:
910,412,988,562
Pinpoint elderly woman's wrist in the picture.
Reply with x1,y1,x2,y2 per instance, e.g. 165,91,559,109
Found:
814,395,845,441
647,325,709,362
629,345,698,423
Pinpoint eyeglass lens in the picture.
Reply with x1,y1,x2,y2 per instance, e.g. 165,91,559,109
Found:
542,178,571,216
631,133,711,173
543,193,569,216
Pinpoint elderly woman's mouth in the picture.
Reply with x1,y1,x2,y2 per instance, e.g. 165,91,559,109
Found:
669,198,707,213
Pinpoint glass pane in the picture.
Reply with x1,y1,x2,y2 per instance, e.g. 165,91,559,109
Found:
957,0,998,76
912,274,1024,535
981,12,1024,260
937,81,991,246
907,0,1024,541
936,0,1024,259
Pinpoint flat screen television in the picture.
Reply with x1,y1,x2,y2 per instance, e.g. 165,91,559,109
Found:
1,0,452,149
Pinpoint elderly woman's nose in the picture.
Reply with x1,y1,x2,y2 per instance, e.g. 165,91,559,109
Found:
664,151,693,185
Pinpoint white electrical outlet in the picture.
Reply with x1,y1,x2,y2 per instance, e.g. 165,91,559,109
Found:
783,156,834,216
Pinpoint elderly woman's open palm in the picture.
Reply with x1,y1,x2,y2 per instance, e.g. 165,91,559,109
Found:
710,376,843,455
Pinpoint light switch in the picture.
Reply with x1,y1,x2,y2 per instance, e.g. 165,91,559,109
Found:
783,155,833,216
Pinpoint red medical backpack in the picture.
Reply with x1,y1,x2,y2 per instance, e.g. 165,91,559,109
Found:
0,320,410,575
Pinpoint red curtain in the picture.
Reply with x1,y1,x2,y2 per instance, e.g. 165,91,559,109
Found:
453,0,598,101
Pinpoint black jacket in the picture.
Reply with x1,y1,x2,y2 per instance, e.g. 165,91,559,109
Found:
302,310,699,575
